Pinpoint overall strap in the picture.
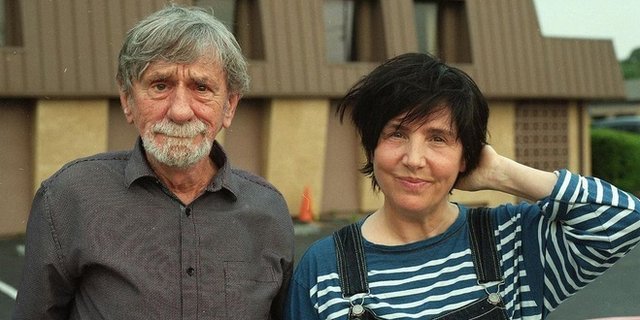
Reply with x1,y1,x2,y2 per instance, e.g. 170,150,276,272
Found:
467,207,502,283
333,222,369,297
333,207,502,297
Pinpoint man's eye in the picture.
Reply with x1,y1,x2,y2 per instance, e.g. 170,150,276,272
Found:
153,83,167,91
196,85,208,92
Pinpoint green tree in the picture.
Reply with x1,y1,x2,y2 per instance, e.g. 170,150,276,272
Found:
620,48,640,79
591,128,640,196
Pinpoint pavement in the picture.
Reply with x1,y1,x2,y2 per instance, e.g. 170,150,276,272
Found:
0,236,23,319
2,220,639,319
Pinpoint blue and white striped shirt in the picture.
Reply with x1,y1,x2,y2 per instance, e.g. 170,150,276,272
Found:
285,170,640,319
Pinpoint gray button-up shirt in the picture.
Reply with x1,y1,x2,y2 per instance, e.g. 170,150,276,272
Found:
13,139,294,320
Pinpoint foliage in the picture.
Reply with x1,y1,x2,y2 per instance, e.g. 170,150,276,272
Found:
620,48,640,79
591,128,640,195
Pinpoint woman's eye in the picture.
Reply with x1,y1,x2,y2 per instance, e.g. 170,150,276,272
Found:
431,135,451,144
391,131,404,138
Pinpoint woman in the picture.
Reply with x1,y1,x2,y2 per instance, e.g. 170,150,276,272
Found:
285,53,640,319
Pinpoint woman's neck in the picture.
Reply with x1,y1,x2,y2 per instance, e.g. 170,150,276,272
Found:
361,202,459,246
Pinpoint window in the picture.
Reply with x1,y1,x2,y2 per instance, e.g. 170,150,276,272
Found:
324,0,386,63
195,0,265,60
414,0,471,63
0,0,23,47
414,1,438,55
324,0,354,63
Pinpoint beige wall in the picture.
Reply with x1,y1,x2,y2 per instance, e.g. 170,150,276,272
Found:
263,99,330,218
321,103,361,215
0,101,34,236
567,102,580,173
33,100,109,192
357,149,384,213
581,104,592,176
567,101,592,175
222,99,267,176
108,100,139,152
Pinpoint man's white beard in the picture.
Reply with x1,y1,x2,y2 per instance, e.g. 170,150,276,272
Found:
142,119,212,168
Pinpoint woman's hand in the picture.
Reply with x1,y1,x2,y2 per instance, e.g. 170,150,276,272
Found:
454,144,558,201
455,144,501,192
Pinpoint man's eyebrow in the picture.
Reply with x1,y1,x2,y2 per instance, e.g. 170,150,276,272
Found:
189,73,210,82
189,73,219,86
145,71,172,82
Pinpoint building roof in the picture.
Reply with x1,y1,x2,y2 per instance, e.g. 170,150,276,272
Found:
0,0,625,100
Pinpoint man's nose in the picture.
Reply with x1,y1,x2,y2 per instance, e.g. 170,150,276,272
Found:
167,85,195,122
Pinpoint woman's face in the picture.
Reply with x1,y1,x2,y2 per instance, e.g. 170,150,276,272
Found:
373,108,466,217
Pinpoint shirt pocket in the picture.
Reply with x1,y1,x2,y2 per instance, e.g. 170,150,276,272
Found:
224,261,279,320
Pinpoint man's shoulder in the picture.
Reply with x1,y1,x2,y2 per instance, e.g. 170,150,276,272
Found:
42,150,132,188
229,168,284,198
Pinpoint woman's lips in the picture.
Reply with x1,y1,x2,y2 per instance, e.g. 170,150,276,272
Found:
397,176,430,190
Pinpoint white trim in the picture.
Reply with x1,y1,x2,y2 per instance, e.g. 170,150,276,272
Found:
0,281,17,300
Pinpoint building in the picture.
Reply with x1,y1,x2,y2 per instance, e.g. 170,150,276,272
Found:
589,78,640,120
0,0,625,237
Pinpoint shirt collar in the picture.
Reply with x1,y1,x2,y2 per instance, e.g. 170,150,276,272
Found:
124,138,239,201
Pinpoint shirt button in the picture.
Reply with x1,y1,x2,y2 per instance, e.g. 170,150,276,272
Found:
186,267,195,276
185,208,192,217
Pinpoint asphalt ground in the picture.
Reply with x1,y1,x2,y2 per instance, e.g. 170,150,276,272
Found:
2,220,639,319
0,236,23,319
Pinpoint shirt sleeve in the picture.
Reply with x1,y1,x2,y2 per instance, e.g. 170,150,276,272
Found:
284,275,321,320
12,186,75,320
284,246,324,320
271,259,294,319
536,169,640,314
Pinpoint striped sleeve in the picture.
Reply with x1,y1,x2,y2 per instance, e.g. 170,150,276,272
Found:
538,170,640,313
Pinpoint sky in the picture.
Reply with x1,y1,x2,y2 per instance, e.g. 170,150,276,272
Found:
533,0,640,60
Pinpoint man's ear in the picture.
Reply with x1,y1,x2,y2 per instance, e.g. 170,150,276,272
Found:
222,93,240,129
119,90,134,124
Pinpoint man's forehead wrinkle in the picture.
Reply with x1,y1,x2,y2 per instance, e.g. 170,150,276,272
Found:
142,63,214,83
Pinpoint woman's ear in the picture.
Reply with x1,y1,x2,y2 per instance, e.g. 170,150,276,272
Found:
459,157,467,173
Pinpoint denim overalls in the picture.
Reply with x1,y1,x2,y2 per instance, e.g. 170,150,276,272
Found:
333,208,509,320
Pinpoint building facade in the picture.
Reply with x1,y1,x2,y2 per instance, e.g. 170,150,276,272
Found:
589,79,640,119
0,0,625,236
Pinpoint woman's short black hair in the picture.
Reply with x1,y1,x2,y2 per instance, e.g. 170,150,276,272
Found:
337,52,489,189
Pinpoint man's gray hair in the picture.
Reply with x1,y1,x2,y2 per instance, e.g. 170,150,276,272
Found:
116,4,249,96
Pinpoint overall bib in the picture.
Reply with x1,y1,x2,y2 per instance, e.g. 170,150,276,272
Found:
333,208,509,320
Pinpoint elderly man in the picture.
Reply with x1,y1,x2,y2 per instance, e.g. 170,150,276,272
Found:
13,5,294,320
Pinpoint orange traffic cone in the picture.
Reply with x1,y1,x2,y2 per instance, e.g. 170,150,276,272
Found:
298,186,314,223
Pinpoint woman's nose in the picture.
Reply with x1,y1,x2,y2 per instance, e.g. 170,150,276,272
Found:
402,140,427,169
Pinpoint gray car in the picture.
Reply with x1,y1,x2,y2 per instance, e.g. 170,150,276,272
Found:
592,115,640,134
